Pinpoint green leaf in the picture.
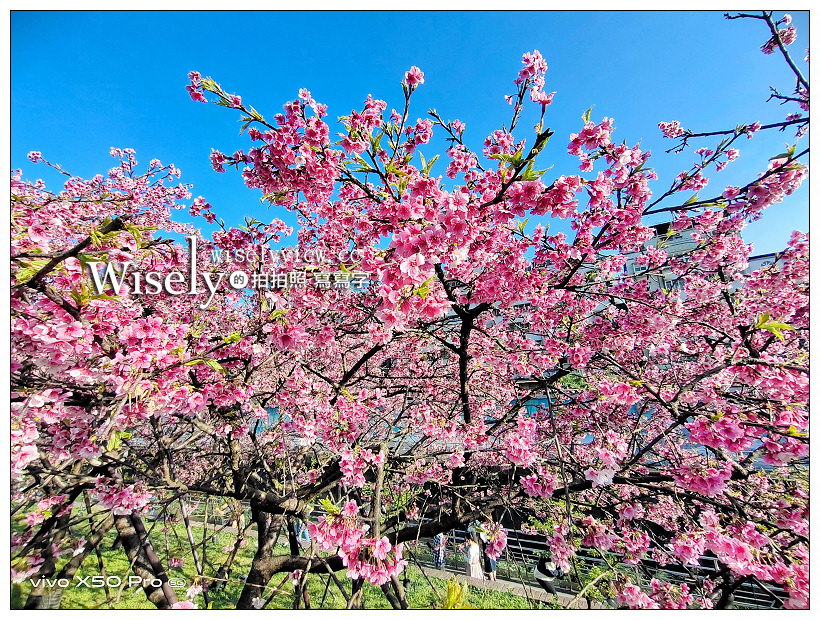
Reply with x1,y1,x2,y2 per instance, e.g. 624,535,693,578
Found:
318,498,340,516
199,77,218,92
531,129,554,156
754,312,795,340
520,160,549,181
261,191,289,204
124,224,143,248
107,430,132,452
204,359,224,373
488,153,513,163
183,358,225,373
222,332,242,344
418,151,440,176
787,425,807,437
413,276,435,299
14,258,51,284
385,163,407,177
769,144,797,161
582,105,594,123
440,578,475,609
423,154,439,176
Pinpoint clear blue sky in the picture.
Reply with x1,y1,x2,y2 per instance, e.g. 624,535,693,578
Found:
12,10,809,255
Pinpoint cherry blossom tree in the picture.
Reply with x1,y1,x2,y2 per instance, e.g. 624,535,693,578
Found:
12,11,808,609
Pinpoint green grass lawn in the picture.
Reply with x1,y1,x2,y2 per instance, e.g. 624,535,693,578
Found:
12,518,549,610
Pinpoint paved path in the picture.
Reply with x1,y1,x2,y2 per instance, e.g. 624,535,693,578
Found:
416,564,608,609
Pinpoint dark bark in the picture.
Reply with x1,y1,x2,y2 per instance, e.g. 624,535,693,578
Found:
236,513,285,609
390,575,410,609
380,583,402,609
348,577,365,609
23,512,116,610
714,572,746,609
23,499,76,610
114,513,178,609
209,508,251,593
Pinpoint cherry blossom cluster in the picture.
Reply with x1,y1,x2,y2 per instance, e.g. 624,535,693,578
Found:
11,13,809,609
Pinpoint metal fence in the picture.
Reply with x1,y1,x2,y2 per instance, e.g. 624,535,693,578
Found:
153,495,786,609
411,527,786,609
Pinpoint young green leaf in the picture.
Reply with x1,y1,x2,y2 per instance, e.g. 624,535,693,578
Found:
754,313,796,340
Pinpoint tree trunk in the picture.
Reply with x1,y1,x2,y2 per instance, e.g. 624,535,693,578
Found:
114,513,178,609
236,513,284,609
24,511,115,609
23,504,75,609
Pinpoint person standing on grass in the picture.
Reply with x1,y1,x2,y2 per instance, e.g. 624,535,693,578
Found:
464,534,483,579
432,532,448,569
478,528,497,581
296,518,311,545
483,548,498,582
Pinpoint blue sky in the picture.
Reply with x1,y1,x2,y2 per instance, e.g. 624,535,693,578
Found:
12,10,809,255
